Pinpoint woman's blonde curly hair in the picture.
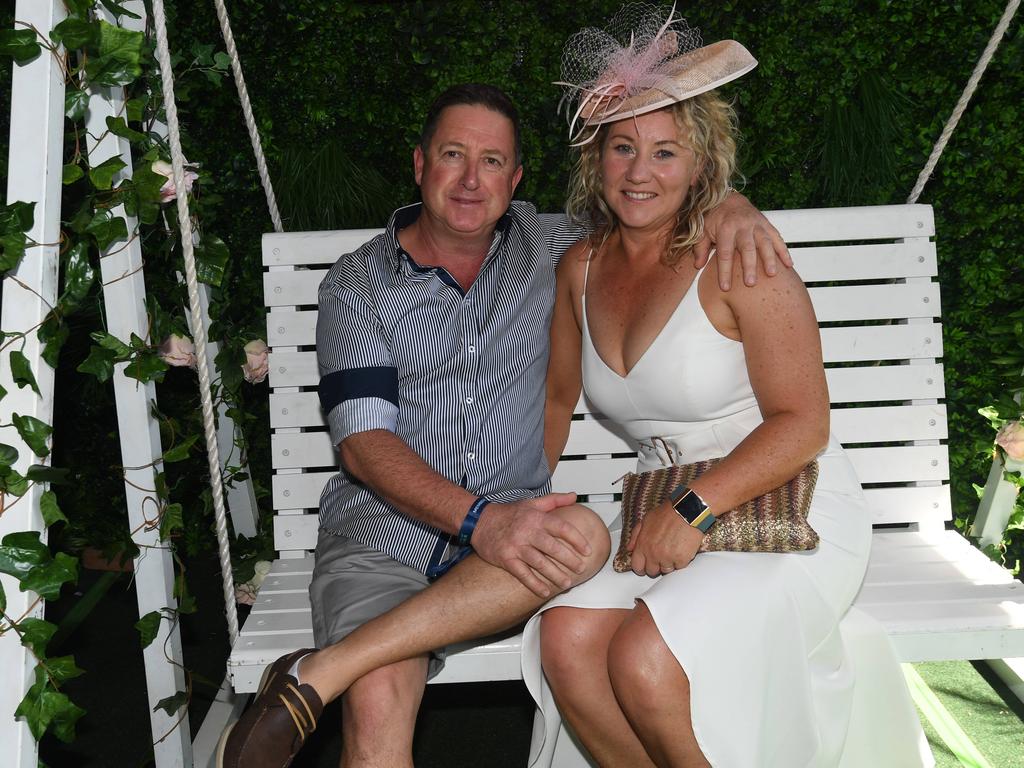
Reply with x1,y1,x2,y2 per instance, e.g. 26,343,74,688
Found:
565,91,739,267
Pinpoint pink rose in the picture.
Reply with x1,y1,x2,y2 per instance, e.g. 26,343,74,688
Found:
159,333,196,369
152,159,199,203
995,420,1024,461
241,339,269,384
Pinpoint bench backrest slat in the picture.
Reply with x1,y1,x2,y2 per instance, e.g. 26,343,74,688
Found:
262,204,946,555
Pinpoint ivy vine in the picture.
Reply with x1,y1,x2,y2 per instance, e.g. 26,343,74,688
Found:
0,1,265,750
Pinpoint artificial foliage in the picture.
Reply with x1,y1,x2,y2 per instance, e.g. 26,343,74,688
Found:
0,0,1021,757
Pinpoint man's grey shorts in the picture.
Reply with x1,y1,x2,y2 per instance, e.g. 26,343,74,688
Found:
309,530,447,679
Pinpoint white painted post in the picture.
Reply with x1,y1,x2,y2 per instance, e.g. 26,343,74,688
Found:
81,4,190,766
187,281,259,538
0,3,66,767
972,453,1023,547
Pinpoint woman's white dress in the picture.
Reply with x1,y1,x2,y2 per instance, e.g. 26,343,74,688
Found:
522,264,931,767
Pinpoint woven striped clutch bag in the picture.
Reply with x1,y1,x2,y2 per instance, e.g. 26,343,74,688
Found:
613,458,820,573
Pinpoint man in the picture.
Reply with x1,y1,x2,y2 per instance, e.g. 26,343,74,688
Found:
220,84,788,768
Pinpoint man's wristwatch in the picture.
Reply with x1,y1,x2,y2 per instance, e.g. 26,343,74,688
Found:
668,485,716,532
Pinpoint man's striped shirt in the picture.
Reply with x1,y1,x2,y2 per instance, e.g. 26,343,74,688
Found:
316,201,584,574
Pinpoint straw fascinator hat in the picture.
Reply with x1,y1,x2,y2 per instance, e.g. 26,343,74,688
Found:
557,3,757,145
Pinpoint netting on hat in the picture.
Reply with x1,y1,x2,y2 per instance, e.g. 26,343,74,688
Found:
557,3,703,142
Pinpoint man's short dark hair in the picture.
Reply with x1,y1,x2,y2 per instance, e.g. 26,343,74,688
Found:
420,83,522,166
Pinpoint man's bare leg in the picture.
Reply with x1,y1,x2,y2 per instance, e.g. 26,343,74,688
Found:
339,658,427,768
300,504,610,705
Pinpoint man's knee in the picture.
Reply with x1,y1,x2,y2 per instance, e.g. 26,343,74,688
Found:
554,503,611,580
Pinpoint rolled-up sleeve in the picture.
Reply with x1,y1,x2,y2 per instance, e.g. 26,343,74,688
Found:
316,277,398,446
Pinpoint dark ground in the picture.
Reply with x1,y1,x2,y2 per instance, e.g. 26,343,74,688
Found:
40,553,536,768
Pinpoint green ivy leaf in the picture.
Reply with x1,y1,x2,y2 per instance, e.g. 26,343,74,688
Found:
60,242,95,311
125,95,148,122
0,231,28,273
0,200,34,234
64,88,89,121
0,443,18,467
39,314,69,369
40,490,68,526
45,656,85,685
64,0,95,18
62,163,84,185
15,666,86,742
76,345,117,383
124,351,167,384
162,437,198,463
10,350,41,395
19,617,57,657
88,156,127,191
135,611,161,649
130,164,166,226
153,690,188,716
26,465,70,484
21,552,78,601
84,210,128,250
83,21,143,87
159,503,184,541
50,17,99,50
105,115,146,143
0,29,42,65
12,413,52,458
0,467,29,497
91,331,132,358
99,0,144,19
0,531,49,581
0,579,5,614
195,235,230,287
213,51,232,71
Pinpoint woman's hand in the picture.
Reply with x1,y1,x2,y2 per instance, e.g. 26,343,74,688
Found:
628,501,704,577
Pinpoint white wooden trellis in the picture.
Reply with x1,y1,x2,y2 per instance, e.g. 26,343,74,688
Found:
78,3,192,764
0,3,65,766
2,2,255,766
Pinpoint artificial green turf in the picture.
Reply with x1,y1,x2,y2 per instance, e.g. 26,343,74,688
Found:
913,661,1024,768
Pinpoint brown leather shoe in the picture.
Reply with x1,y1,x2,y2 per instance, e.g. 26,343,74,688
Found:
217,649,323,768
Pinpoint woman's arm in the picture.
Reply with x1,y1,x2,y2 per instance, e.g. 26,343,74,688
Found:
689,259,829,509
544,240,588,473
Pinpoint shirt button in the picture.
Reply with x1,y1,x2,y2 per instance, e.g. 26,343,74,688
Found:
465,397,473,404
468,345,476,353
467,452,476,460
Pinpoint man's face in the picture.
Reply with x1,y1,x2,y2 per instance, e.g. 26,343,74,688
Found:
414,104,523,241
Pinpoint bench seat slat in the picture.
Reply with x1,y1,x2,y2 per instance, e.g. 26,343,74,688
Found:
271,446,950,512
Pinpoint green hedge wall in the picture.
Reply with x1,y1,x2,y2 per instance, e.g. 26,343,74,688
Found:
3,1,1022,554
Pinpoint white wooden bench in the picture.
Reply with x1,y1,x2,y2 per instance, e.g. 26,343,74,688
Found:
227,204,1024,763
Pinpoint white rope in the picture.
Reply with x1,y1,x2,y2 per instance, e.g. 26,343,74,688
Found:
211,0,284,233
150,0,239,644
907,0,1020,204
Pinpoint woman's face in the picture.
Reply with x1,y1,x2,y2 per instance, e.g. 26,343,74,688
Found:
599,108,700,235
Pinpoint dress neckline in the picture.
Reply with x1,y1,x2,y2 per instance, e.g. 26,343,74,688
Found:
582,254,702,381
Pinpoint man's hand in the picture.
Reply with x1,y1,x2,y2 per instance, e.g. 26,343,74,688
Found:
472,492,590,598
694,192,792,290
628,501,703,578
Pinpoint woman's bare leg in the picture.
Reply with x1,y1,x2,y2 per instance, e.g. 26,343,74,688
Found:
608,602,710,768
300,504,610,704
541,606,657,767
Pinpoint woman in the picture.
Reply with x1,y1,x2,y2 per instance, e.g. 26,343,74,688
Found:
525,8,926,767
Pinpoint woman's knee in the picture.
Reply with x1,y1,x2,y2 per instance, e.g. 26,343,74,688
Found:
607,604,687,703
541,607,615,686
